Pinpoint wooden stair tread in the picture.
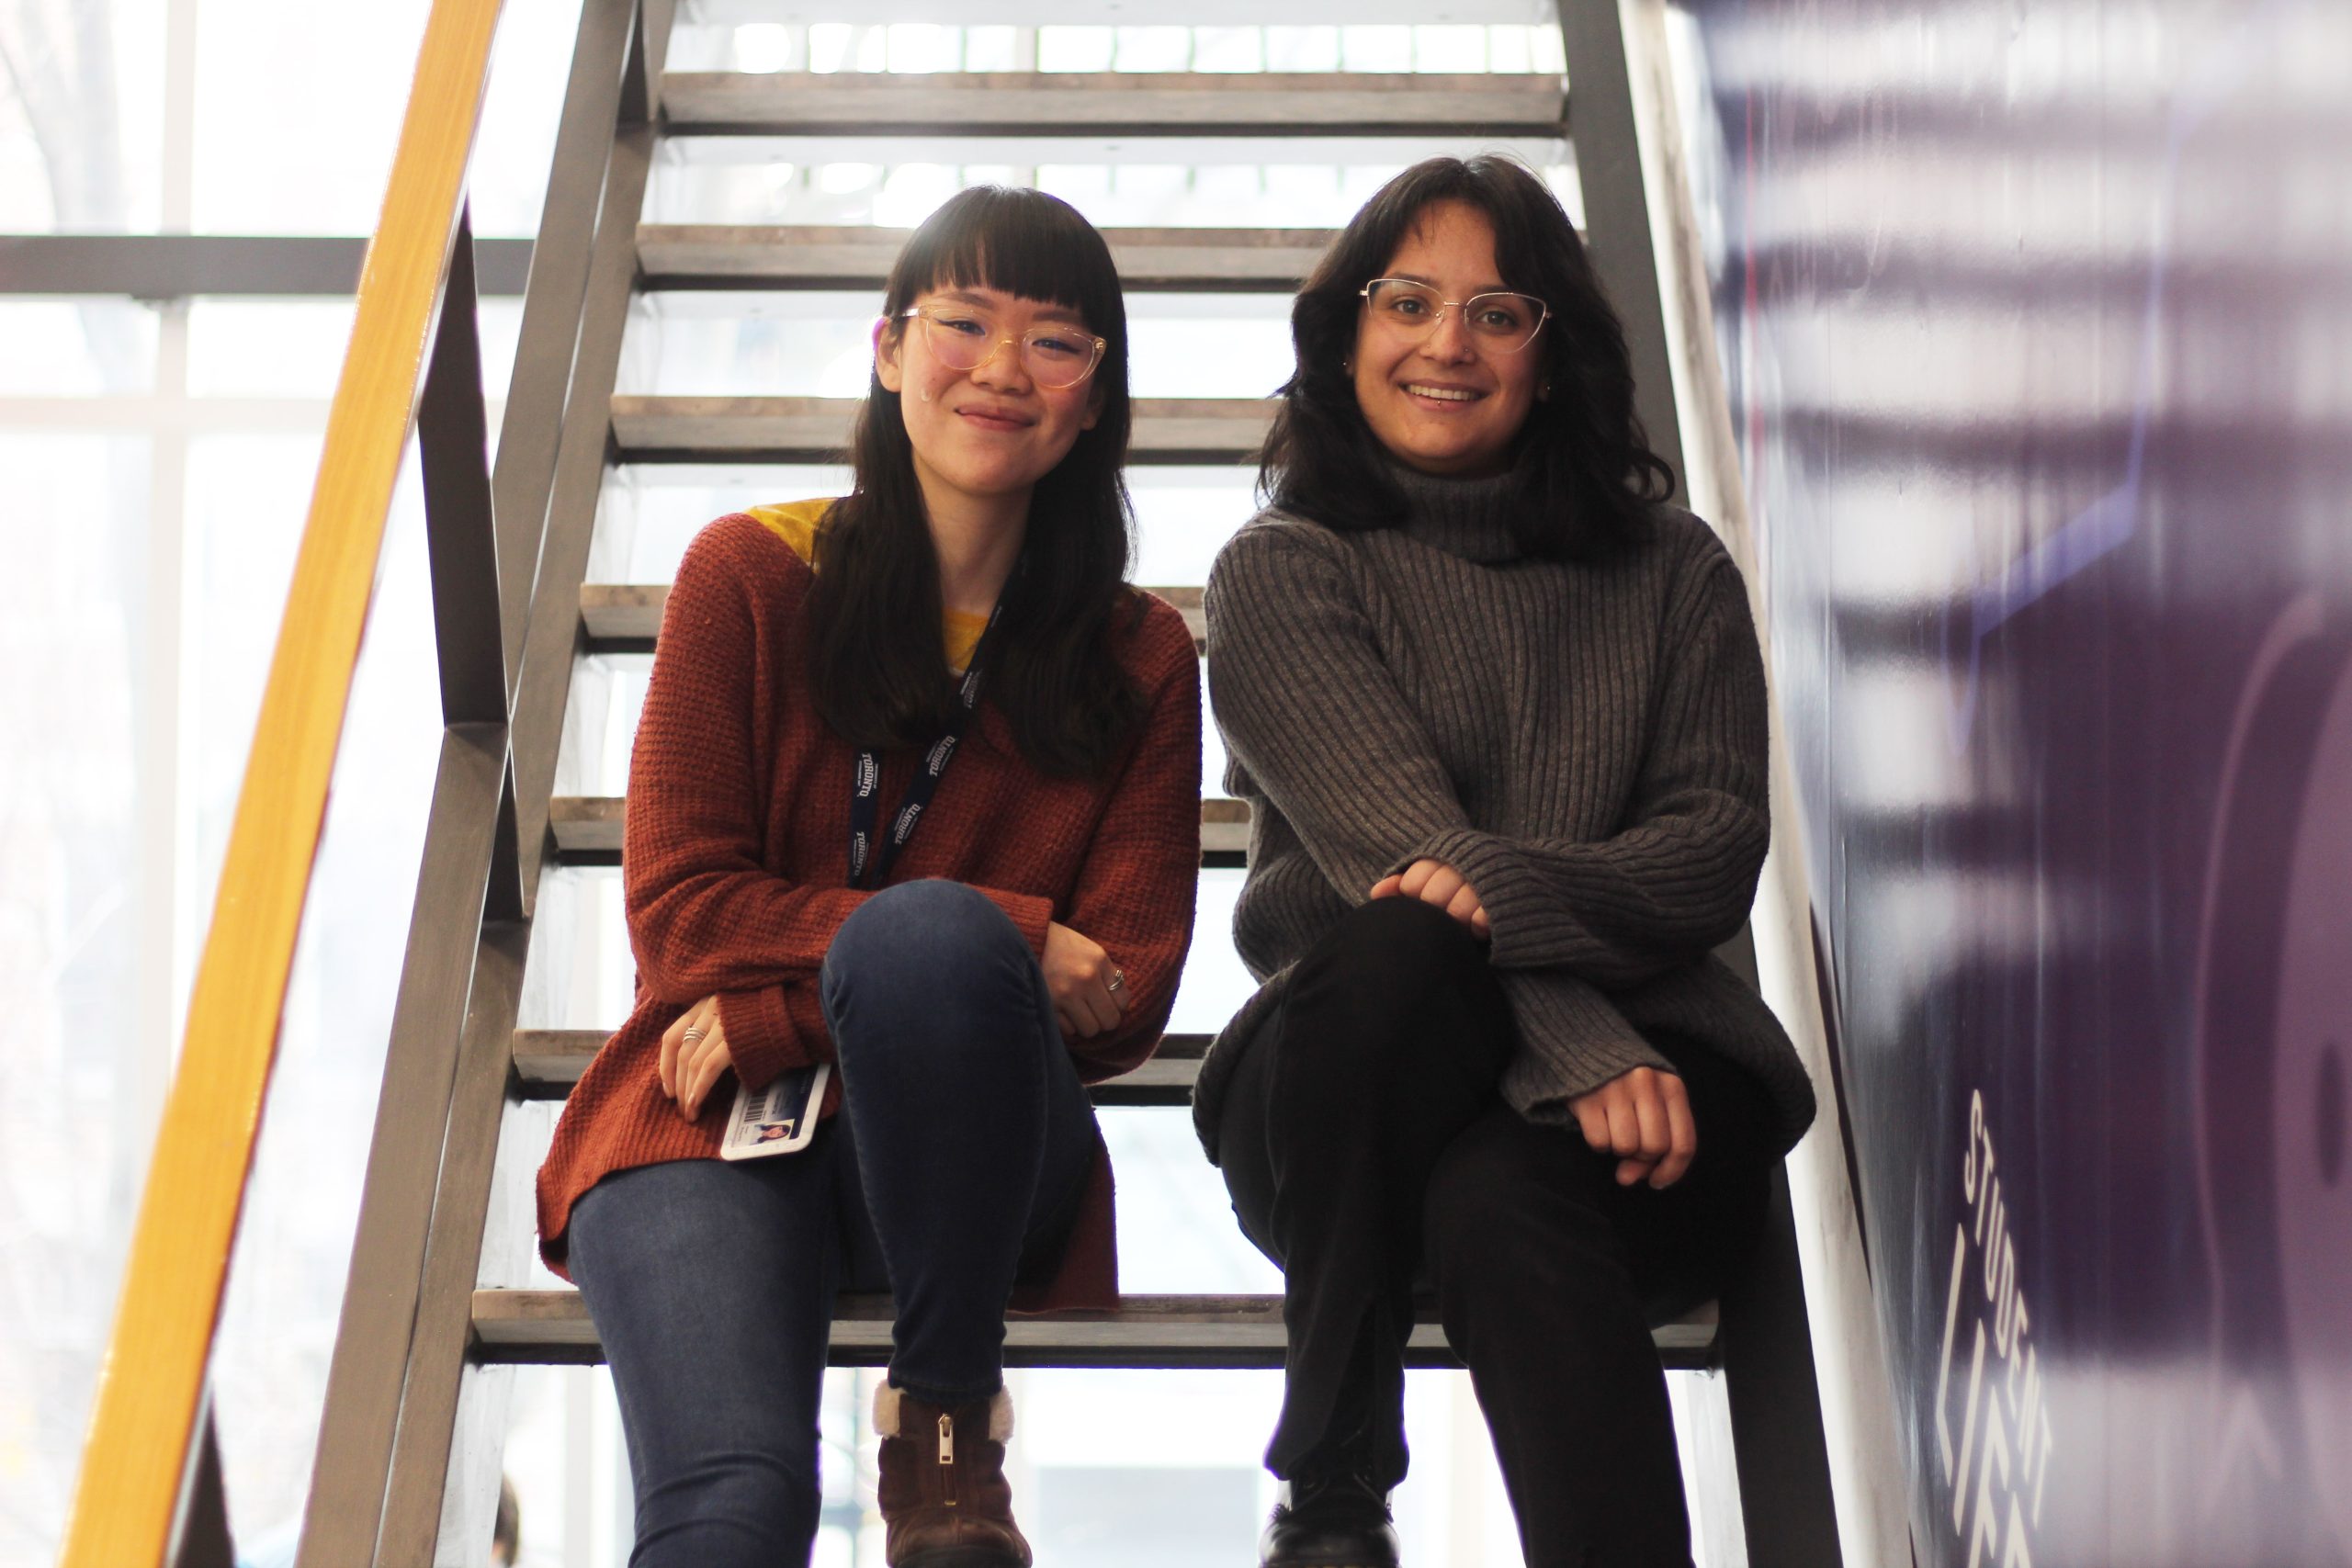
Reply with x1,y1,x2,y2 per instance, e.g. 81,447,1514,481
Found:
661,72,1565,138
514,1028,1209,1105
638,225,1340,291
548,794,1249,860
610,395,1273,463
582,582,1201,651
472,1289,1718,1370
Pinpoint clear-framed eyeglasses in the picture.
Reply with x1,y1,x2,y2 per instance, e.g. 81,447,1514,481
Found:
1358,278,1551,354
898,304,1107,389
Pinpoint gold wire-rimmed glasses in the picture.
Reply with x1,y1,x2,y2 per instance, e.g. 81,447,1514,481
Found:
898,304,1107,389
1358,278,1551,354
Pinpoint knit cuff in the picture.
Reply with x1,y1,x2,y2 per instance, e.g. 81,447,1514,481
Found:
1499,1039,1675,1126
978,887,1057,958
718,983,819,1094
1404,827,1581,969
1492,971,1673,1125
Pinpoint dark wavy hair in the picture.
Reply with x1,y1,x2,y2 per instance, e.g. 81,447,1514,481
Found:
1260,155,1675,559
804,186,1143,778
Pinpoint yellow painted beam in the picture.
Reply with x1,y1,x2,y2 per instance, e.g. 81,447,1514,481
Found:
58,0,506,1562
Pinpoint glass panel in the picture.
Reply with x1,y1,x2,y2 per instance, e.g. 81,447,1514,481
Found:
1264,26,1341,71
209,453,441,1548
498,1364,640,1564
0,300,158,395
586,462,857,583
0,0,167,231
1114,27,1193,72
0,429,153,1564
1414,24,1490,71
476,296,526,437
468,0,585,239
1193,27,1262,73
187,0,577,236
1131,469,1259,587
187,300,357,399
188,0,428,233
616,292,875,400
1102,1100,1280,1292
1341,24,1415,71
181,433,321,897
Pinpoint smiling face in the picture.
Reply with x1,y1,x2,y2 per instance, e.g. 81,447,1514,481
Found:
875,285,1102,518
1351,199,1545,479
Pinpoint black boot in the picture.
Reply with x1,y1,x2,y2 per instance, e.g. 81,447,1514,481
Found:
1259,1456,1402,1568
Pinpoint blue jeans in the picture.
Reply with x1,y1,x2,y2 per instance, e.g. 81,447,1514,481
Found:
567,879,1100,1568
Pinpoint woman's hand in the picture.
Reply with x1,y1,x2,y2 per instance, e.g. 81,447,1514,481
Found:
1368,857,1491,939
1044,921,1126,1040
660,997,735,1121
1568,1066,1697,1189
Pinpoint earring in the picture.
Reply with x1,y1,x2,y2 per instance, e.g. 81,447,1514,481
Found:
1538,380,1552,400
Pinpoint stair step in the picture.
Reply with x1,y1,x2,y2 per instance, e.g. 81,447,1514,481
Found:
639,225,1340,292
548,795,1250,863
514,1028,1209,1104
582,583,1202,654
473,1289,1719,1371
611,396,1273,464
661,72,1565,139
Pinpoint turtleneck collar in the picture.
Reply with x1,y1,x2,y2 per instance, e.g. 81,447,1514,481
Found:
1387,462,1524,565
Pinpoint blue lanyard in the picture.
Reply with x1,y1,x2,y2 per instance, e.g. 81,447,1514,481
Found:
847,602,1003,889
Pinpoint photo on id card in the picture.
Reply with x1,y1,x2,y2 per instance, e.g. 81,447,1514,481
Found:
720,1063,830,1159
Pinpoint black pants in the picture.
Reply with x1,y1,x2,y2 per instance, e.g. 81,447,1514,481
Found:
1217,898,1780,1568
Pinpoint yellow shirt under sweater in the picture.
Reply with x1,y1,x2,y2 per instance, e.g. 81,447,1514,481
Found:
742,497,990,672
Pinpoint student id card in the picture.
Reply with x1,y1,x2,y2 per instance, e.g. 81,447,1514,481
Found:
718,1063,830,1160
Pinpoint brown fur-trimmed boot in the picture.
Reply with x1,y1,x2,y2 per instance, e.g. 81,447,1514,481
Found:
874,1382,1034,1568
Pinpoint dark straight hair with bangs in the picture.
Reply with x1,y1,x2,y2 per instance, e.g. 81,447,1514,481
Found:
1261,155,1676,560
804,186,1144,778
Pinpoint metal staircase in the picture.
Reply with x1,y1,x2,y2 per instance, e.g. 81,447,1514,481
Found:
284,4,1844,1563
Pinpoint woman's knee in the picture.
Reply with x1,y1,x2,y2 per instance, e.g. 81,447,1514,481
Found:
831,878,1020,965
1297,897,1485,1007
1274,897,1488,1084
823,879,1033,1021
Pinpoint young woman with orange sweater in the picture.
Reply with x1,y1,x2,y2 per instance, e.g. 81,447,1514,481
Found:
536,187,1202,1568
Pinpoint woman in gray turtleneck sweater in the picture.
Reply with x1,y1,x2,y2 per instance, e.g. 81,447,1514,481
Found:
1198,157,1816,1568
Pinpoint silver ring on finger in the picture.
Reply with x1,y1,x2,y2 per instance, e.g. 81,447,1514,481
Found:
682,1027,705,1043
1106,969,1126,995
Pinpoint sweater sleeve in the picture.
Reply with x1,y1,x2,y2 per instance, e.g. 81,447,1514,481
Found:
621,525,875,1009
1408,553,1770,986
1204,522,1474,903
1054,603,1204,1083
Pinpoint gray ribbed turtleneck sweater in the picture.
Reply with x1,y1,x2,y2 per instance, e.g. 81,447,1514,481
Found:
1193,468,1816,1162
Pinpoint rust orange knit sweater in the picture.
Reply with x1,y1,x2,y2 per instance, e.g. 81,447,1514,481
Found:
537,513,1203,1311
